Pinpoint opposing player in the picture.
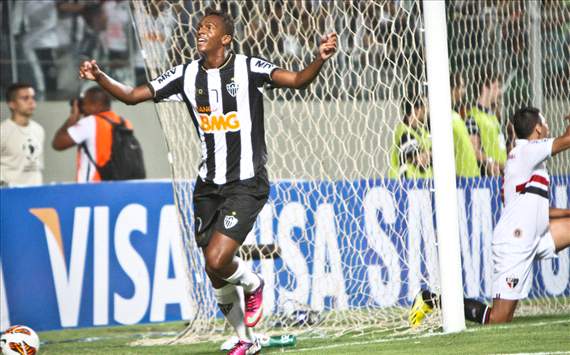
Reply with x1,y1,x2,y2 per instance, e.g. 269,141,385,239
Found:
410,107,570,326
79,7,337,354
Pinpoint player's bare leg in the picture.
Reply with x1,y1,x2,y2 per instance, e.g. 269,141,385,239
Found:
483,217,569,325
204,231,264,323
204,231,262,295
204,231,242,283
487,298,518,324
550,217,570,252
203,232,261,354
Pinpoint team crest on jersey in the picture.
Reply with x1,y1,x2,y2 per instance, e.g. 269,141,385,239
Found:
226,81,239,97
224,215,239,229
505,277,519,289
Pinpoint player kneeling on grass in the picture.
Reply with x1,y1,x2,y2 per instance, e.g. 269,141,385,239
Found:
78,7,337,355
410,107,570,326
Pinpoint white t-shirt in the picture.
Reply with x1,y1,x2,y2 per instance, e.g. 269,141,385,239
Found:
67,115,99,183
0,119,45,186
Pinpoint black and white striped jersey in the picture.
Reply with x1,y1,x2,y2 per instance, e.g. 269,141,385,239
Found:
148,53,278,184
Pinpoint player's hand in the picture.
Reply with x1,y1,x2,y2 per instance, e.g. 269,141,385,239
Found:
79,59,102,81
319,32,338,61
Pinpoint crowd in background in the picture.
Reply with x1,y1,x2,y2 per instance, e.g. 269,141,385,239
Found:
0,0,134,100
1,1,567,102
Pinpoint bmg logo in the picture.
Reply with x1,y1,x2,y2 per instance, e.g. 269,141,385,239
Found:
199,112,240,133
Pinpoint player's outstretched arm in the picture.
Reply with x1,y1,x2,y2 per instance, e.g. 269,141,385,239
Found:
271,33,337,89
79,60,153,105
551,114,570,156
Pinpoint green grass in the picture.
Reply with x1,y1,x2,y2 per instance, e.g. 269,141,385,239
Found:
38,314,570,354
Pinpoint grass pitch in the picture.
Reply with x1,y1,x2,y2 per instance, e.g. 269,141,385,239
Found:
39,314,570,354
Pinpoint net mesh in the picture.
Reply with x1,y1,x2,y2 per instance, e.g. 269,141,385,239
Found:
129,0,569,342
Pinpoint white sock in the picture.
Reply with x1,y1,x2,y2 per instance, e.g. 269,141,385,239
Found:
224,256,261,293
213,284,254,341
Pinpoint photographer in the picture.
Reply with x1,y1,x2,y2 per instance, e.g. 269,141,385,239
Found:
52,87,145,182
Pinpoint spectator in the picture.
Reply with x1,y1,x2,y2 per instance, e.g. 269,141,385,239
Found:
466,66,506,176
55,1,86,96
77,1,107,60
389,95,432,179
1,83,44,186
133,0,177,85
100,0,132,85
12,0,60,100
450,73,480,177
52,87,143,182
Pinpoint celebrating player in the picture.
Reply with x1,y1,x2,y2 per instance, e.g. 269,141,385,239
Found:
79,7,337,354
410,107,570,326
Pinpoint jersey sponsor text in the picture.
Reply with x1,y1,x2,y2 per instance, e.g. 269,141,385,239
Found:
199,112,240,133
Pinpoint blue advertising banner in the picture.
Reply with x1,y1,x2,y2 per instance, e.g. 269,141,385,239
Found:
1,178,568,331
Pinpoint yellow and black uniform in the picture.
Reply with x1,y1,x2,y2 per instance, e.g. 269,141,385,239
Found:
466,105,507,175
389,122,432,179
451,110,479,177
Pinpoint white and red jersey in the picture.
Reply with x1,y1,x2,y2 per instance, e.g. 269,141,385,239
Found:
502,138,553,207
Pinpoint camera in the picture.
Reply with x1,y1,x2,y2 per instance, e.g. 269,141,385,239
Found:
69,97,84,114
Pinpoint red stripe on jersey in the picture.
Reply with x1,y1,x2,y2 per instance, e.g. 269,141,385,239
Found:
515,175,549,193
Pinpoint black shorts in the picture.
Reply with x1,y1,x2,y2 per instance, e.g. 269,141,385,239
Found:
192,169,269,248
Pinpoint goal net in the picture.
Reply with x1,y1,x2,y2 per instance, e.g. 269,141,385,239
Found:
129,0,570,341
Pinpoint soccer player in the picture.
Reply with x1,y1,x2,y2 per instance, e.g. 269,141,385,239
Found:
78,7,337,354
410,107,570,326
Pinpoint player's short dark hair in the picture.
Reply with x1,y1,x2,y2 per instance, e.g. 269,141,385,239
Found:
511,106,541,139
6,83,34,102
204,7,234,38
84,86,111,109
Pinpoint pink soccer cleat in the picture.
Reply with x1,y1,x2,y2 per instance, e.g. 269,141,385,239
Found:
244,277,264,327
228,339,261,355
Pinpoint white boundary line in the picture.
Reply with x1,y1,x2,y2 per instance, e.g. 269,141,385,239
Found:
279,319,570,353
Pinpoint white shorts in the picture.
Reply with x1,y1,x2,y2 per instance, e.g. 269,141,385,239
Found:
492,231,557,301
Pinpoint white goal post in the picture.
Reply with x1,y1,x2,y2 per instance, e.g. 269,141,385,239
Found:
422,0,465,333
